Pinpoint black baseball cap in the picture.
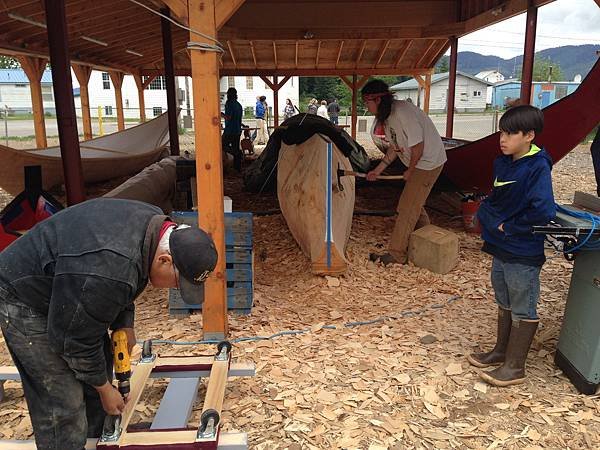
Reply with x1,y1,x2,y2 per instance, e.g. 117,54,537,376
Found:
170,225,218,304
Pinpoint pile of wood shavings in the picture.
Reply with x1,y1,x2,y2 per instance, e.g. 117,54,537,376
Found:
1,144,599,449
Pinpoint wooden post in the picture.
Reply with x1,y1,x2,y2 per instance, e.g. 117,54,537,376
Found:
72,64,93,140
109,71,125,131
446,36,458,138
188,0,228,339
423,73,432,114
351,75,358,139
520,5,538,105
273,75,279,127
17,56,47,148
133,74,147,122
161,8,180,156
44,0,86,205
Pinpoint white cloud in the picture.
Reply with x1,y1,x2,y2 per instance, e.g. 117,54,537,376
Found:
455,0,600,59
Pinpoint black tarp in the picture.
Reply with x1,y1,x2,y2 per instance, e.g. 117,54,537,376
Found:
243,114,370,193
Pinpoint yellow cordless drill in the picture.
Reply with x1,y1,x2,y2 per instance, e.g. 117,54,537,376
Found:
112,329,131,400
100,329,131,442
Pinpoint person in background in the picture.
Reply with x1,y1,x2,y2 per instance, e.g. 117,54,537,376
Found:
362,79,447,266
221,87,243,172
327,98,341,125
255,95,267,144
307,98,318,114
317,100,328,119
283,98,296,120
468,105,555,387
591,126,600,196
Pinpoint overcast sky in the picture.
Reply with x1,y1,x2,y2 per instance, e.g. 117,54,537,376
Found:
457,0,600,59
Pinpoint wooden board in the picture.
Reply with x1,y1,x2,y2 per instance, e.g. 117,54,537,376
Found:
277,134,355,275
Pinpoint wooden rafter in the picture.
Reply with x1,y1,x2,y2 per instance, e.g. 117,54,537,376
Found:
315,40,321,68
373,39,390,68
272,41,277,67
295,40,298,69
355,40,367,68
226,40,237,67
415,40,437,68
394,40,412,68
249,40,257,67
426,39,450,67
335,41,344,68
260,75,275,90
216,0,246,29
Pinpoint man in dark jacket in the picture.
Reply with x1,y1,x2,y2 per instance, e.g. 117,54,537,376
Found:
327,98,341,125
221,87,244,172
0,198,217,450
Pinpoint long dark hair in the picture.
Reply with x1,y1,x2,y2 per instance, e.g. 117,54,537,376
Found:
361,79,394,122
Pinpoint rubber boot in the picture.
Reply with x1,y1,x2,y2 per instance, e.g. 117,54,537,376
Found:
467,308,512,368
479,320,539,387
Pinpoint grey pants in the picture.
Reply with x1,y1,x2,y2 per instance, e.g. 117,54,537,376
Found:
0,301,112,450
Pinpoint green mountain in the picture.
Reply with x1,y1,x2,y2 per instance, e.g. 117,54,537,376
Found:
436,45,599,81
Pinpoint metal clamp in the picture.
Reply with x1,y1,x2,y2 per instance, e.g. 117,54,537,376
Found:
140,339,156,363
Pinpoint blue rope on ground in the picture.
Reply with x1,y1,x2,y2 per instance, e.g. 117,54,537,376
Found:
148,295,462,347
556,204,600,252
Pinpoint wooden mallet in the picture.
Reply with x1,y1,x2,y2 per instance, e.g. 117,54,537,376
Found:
337,168,404,180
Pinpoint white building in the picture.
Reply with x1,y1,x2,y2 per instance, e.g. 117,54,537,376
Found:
72,72,299,122
475,70,505,104
390,71,492,113
0,69,55,114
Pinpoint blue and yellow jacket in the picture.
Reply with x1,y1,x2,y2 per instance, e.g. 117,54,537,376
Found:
477,144,556,258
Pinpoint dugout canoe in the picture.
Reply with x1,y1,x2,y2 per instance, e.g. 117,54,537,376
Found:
277,133,355,276
0,112,170,195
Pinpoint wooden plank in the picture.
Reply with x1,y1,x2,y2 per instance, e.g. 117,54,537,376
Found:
188,0,228,340
423,73,432,114
355,40,367,68
151,377,200,429
216,0,246,29
200,357,229,421
374,39,390,68
249,40,257,67
226,41,237,67
108,71,125,131
72,64,93,139
394,40,412,68
336,41,344,68
17,55,47,148
573,191,600,213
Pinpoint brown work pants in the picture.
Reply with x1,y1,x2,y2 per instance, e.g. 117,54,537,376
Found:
388,164,444,263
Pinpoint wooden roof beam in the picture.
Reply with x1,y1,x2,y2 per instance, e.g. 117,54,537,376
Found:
355,40,366,68
394,40,412,68
216,0,246,29
462,0,554,36
219,68,436,77
373,39,390,68
295,40,298,69
414,40,437,68
249,40,257,67
335,41,344,68
273,41,277,67
260,75,275,91
226,40,237,67
315,40,321,68
426,39,450,67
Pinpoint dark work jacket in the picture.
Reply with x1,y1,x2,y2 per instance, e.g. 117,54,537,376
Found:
0,198,165,387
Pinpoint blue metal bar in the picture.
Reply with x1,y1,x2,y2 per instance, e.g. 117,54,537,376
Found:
326,142,333,268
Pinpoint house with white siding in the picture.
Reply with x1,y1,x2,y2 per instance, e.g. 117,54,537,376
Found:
72,72,300,121
475,70,505,104
390,72,492,113
0,69,55,114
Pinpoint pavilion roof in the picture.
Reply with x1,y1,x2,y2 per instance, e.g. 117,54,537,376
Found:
0,0,555,77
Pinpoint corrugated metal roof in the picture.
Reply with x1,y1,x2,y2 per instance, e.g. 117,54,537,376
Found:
391,71,493,90
0,69,53,84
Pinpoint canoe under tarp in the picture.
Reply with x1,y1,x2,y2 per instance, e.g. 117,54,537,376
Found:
244,114,370,193
0,112,171,195
278,134,355,276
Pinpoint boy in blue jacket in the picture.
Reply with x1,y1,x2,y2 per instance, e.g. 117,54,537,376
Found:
468,105,556,387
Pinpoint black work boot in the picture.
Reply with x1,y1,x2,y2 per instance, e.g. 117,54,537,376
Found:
368,252,400,266
467,308,512,368
479,320,539,387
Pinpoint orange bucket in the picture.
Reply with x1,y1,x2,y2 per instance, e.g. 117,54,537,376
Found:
461,200,481,233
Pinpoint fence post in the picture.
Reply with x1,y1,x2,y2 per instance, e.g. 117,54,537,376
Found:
492,109,499,133
97,106,104,136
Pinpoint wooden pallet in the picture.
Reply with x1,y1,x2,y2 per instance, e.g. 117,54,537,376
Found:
169,212,253,317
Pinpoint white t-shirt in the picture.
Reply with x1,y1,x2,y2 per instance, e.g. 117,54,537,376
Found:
317,105,329,119
371,100,447,170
